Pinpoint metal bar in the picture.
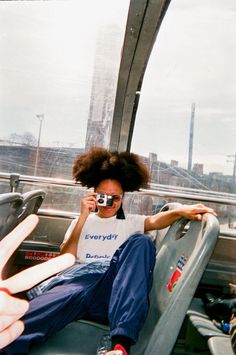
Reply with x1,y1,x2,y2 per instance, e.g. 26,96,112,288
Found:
0,172,79,188
0,172,236,206
110,0,171,152
140,189,236,206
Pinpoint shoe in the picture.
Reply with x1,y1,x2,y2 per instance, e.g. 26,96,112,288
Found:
106,344,128,355
202,293,218,305
204,296,236,323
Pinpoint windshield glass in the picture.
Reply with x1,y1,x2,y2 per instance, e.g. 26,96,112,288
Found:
0,0,129,178
1,0,236,223
132,0,236,192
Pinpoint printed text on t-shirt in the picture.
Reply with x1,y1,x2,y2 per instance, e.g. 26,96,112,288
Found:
84,234,118,241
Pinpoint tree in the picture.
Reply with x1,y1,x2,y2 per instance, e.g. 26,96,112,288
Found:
9,132,37,146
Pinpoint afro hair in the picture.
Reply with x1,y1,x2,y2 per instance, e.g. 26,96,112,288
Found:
72,147,150,192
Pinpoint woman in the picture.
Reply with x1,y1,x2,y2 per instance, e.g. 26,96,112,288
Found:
4,147,216,355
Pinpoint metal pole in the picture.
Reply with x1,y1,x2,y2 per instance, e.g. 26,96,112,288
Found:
226,152,236,228
188,103,195,172
34,114,44,176
232,152,236,192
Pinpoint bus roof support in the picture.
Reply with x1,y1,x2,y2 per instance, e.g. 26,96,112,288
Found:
109,0,171,152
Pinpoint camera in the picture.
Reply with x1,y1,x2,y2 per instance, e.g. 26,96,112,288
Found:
96,193,113,206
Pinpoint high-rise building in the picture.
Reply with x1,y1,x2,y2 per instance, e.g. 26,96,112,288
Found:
188,103,195,171
85,25,123,150
193,163,204,176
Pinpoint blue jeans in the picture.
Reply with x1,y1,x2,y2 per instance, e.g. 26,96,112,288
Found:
27,260,110,300
4,233,156,354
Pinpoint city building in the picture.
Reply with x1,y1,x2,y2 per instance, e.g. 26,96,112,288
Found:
85,25,123,150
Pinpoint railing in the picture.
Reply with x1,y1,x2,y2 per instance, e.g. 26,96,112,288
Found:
0,172,80,188
1,172,236,205
140,188,236,207
0,172,236,238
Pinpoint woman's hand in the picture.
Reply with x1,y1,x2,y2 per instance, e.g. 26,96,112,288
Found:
60,192,98,257
178,203,217,221
0,289,28,349
80,192,97,217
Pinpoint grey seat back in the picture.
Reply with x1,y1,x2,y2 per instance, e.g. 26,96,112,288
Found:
0,192,23,239
140,212,219,355
0,190,46,240
0,190,46,278
17,189,46,223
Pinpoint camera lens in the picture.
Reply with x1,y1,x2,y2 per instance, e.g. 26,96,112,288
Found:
107,198,113,206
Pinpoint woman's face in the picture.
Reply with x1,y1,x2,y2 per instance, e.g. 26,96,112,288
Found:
95,179,124,218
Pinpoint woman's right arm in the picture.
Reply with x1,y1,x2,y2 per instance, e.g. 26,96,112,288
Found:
60,193,97,257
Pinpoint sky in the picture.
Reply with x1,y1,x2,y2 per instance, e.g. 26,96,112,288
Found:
0,0,128,145
132,0,236,174
0,0,236,175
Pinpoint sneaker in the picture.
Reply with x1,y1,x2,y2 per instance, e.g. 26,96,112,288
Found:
106,344,128,355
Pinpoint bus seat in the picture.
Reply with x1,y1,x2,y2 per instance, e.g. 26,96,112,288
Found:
186,298,234,354
1,190,46,277
0,192,23,239
140,211,219,355
0,190,45,240
12,189,52,267
187,298,228,338
29,208,219,355
30,320,109,355
208,335,234,355
17,189,46,223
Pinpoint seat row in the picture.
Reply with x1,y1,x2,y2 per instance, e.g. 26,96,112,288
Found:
187,297,234,355
0,189,46,240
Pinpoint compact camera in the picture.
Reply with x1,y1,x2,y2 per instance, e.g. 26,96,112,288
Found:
96,193,113,206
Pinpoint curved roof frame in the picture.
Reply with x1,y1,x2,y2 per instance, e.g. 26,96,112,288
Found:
109,0,171,152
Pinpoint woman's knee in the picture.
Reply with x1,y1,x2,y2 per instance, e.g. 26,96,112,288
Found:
116,234,156,266
127,233,156,252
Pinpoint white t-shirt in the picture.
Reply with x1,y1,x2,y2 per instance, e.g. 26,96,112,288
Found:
63,213,146,263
